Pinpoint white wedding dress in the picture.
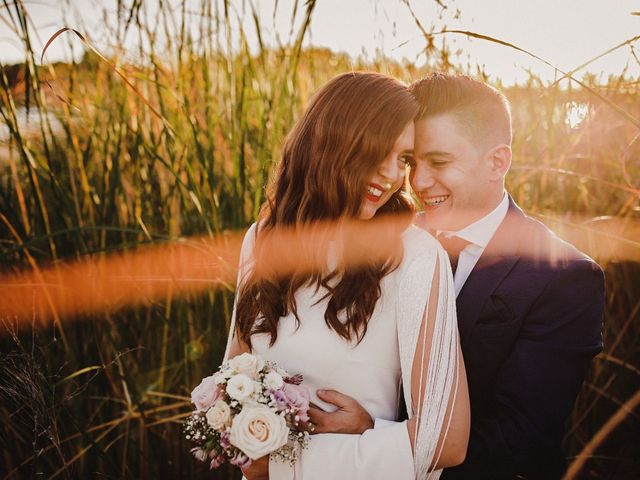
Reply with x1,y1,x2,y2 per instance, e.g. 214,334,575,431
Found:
225,222,459,480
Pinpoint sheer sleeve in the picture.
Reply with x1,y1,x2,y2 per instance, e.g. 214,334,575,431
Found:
399,235,467,479
269,230,468,479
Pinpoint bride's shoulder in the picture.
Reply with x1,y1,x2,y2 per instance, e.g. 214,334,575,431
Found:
235,222,260,282
401,224,439,251
238,222,260,260
400,224,441,265
243,222,259,242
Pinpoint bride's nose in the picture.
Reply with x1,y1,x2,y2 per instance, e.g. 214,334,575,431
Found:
377,155,403,185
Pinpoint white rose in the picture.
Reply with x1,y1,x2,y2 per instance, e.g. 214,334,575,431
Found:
229,405,290,460
226,374,255,401
263,371,284,390
206,400,231,430
229,353,265,379
219,364,233,379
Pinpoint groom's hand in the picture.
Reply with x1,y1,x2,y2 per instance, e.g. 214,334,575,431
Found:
307,389,373,435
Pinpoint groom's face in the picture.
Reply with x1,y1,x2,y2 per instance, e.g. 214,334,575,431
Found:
410,113,497,232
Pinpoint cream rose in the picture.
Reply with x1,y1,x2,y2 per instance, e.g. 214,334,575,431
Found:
263,371,284,390
229,353,265,379
205,400,231,430
226,373,255,401
229,405,290,459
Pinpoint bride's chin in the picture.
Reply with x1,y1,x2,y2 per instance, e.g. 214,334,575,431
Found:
358,204,377,220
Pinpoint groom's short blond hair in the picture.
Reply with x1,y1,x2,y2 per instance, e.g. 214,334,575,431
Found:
409,73,512,148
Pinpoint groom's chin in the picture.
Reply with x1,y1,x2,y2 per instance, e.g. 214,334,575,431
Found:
419,212,449,232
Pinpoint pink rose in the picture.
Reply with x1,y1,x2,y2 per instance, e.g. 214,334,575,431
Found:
276,383,310,422
191,375,221,411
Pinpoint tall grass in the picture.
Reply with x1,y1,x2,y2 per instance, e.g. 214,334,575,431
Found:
0,1,638,479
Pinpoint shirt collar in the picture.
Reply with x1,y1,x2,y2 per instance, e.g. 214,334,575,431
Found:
437,192,509,249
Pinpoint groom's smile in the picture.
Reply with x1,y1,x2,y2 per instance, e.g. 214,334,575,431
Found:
422,194,450,208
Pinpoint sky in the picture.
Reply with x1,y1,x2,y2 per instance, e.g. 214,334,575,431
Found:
1,0,639,85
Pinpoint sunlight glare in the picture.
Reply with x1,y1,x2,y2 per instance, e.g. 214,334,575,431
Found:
565,102,590,129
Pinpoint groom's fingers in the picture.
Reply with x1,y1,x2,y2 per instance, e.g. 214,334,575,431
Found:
295,408,320,434
316,389,351,408
308,406,367,435
307,406,332,433
307,389,375,434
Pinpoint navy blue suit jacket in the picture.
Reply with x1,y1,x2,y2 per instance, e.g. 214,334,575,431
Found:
439,197,605,480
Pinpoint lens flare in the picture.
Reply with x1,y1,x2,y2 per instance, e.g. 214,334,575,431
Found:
1,213,638,333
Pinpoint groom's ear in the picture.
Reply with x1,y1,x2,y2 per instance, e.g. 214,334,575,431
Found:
485,144,511,181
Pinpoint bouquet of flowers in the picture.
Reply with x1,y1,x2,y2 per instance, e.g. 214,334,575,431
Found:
185,353,311,470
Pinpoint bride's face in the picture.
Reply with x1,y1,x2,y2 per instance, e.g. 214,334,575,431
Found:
359,122,415,220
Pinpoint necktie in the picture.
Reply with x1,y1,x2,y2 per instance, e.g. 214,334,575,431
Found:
438,234,470,275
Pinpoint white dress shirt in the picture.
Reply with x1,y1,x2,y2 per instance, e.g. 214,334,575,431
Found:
437,192,509,297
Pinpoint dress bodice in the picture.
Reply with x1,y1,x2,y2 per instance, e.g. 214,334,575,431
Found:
251,272,402,420
241,223,439,421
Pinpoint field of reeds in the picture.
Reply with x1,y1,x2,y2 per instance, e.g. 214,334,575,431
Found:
0,1,639,479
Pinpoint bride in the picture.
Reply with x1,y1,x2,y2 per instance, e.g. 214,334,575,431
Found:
224,72,469,479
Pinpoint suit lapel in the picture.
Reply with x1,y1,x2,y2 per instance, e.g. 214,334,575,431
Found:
456,198,526,342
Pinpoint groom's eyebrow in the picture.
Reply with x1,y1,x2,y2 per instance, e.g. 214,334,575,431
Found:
417,150,453,159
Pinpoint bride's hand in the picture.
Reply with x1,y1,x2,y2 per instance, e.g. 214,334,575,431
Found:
307,389,373,434
241,455,269,480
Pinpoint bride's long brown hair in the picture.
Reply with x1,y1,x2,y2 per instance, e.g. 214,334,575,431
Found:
235,72,419,348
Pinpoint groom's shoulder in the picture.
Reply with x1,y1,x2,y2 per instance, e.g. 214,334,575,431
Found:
509,214,605,336
515,210,603,280
519,211,588,260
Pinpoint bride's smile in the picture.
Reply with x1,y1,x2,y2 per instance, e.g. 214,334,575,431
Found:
359,121,415,220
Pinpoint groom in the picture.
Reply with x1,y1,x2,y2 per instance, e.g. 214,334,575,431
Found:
314,74,605,479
